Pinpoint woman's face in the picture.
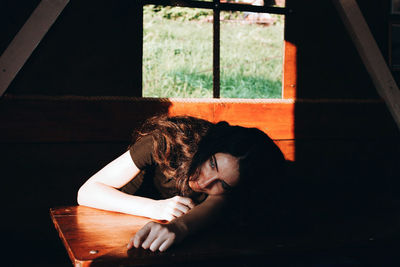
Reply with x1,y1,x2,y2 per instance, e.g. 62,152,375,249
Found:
189,153,240,195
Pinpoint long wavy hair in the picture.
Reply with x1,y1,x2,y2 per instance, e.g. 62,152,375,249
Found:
131,115,285,200
131,115,213,196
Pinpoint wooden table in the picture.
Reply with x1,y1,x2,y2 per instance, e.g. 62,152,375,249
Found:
51,205,400,267
50,206,280,266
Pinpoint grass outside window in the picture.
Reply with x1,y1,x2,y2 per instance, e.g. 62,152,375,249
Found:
143,6,284,99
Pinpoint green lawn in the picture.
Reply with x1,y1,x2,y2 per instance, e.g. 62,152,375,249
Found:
143,6,284,99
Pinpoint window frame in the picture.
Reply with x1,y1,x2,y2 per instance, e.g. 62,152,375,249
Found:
140,0,293,99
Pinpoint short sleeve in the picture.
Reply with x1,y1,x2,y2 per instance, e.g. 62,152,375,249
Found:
129,135,155,170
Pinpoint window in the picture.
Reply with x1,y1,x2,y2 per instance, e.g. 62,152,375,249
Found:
141,0,289,99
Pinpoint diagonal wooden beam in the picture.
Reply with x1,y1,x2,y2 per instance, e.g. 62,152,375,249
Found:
333,0,400,131
0,0,69,97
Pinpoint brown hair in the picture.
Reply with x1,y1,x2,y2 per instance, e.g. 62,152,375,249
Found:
131,115,213,196
131,115,285,201
188,121,285,193
187,120,286,224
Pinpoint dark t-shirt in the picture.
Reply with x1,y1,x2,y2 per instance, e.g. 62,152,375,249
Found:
120,135,206,202
119,135,180,199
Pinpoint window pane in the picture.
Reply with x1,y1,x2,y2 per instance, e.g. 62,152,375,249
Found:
220,11,284,98
143,5,213,98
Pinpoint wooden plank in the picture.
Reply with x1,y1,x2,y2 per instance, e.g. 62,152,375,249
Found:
168,101,216,122
274,140,295,161
50,206,155,266
1,97,398,162
169,99,295,140
293,99,399,139
1,97,398,141
282,41,297,99
0,97,295,141
0,0,69,97
50,205,400,266
0,96,171,142
333,0,400,130
52,206,284,266
213,101,294,140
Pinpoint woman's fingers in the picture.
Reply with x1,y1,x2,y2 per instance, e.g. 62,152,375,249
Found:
149,235,170,252
159,197,195,221
158,237,175,252
128,221,184,252
132,222,152,248
127,238,134,249
174,196,195,209
147,233,175,252
153,196,196,222
141,233,158,250
170,196,195,214
174,202,190,214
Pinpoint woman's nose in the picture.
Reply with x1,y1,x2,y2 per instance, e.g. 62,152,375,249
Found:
197,175,218,189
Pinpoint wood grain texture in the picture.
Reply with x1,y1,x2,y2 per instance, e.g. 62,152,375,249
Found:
1,97,397,141
50,205,400,266
169,100,295,140
0,97,296,160
282,41,297,99
2,96,399,162
51,206,284,266
51,206,154,266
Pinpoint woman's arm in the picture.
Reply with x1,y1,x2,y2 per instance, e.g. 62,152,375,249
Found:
77,151,194,220
128,194,227,252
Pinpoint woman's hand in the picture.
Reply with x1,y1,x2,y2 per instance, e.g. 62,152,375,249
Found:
127,220,188,252
128,195,227,252
151,196,195,221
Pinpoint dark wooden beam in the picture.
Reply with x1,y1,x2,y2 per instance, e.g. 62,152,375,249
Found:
0,0,69,97
333,0,400,131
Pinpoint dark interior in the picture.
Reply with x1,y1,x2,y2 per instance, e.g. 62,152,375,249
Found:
1,0,400,266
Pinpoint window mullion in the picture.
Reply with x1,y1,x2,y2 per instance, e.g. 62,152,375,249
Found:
138,3,144,97
213,0,220,98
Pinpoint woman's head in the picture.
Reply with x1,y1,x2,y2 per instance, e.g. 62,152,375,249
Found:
188,121,286,196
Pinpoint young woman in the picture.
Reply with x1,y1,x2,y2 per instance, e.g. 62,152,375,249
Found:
77,115,285,252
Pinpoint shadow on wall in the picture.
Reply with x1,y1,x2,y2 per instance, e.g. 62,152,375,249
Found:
284,0,400,233
0,96,172,266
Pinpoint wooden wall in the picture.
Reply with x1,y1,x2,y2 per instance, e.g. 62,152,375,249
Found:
1,0,399,265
